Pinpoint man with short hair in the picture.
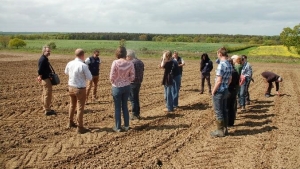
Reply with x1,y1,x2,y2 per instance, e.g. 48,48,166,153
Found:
172,51,185,108
85,50,101,104
211,47,232,137
261,71,283,97
126,50,144,120
65,49,92,134
37,46,56,116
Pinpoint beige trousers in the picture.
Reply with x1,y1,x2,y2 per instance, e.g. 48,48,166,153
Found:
86,76,99,100
68,87,86,127
41,78,52,112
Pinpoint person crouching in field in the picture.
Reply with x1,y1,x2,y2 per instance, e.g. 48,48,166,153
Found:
65,49,92,134
261,71,283,97
200,53,213,94
110,46,135,132
160,50,179,112
126,50,144,120
211,47,232,137
227,58,240,127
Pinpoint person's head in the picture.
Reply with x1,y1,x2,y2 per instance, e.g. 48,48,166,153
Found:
217,47,227,58
42,46,51,57
75,48,85,60
126,49,136,61
115,46,127,59
235,57,242,64
277,76,283,82
241,55,247,64
163,50,173,61
93,50,100,57
173,51,179,58
228,58,234,67
201,53,209,61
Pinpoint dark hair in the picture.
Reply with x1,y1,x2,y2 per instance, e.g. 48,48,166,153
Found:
94,50,100,53
217,47,227,57
241,55,247,60
200,53,210,70
115,46,127,59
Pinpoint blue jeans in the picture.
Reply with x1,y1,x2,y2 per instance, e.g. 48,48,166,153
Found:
172,75,181,107
129,83,141,116
213,89,229,120
164,85,174,111
112,85,130,130
239,77,251,106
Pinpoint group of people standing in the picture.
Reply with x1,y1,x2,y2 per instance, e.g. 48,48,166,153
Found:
37,45,282,135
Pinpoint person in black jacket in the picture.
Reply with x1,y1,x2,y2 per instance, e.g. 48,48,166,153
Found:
200,53,213,94
37,46,56,116
261,71,283,97
227,59,240,127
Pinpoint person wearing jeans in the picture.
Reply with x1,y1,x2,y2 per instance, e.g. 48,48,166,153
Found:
211,47,232,137
160,50,177,112
65,49,93,134
172,51,185,108
239,55,252,111
110,47,135,132
126,49,144,120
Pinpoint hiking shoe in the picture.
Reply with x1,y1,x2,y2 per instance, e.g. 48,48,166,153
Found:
77,127,90,134
200,91,204,94
265,94,270,98
68,121,77,128
163,108,173,112
131,115,140,120
45,110,56,116
122,126,130,131
112,127,121,132
210,129,225,137
241,106,246,111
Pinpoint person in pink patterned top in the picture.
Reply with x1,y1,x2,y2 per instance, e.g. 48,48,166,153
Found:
109,46,135,132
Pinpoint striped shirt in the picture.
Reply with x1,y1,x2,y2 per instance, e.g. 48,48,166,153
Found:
215,60,232,92
109,59,135,87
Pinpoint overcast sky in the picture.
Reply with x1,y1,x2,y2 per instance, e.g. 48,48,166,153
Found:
0,0,299,35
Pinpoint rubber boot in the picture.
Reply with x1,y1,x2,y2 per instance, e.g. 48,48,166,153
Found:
210,120,225,137
224,118,229,135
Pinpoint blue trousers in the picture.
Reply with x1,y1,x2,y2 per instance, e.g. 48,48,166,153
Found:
112,85,130,129
172,75,181,107
164,85,174,111
129,83,141,116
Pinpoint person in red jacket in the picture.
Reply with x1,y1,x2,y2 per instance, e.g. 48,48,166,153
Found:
261,71,283,97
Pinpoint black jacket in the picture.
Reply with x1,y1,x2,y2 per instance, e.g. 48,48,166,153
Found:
38,55,52,79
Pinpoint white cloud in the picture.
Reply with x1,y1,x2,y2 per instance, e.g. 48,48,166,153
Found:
0,0,299,35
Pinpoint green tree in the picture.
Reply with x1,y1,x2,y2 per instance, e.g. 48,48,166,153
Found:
139,34,148,41
8,38,26,49
0,36,10,48
280,23,300,54
47,42,57,49
119,39,126,47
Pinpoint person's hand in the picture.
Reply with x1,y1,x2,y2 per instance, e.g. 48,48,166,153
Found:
211,91,215,96
37,76,42,83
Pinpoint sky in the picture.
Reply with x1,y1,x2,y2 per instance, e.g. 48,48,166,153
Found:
0,0,299,35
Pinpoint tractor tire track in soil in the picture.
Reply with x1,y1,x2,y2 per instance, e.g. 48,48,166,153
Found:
1,53,300,168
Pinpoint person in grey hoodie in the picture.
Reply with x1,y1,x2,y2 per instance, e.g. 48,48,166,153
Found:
200,53,213,94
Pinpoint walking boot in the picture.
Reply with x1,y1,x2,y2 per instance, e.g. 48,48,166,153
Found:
224,118,229,135
210,120,225,137
77,126,90,134
67,120,77,128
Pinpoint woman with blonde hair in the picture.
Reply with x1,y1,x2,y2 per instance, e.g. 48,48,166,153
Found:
160,50,180,112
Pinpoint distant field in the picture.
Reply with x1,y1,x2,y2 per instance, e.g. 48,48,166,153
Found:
18,40,244,57
248,45,300,57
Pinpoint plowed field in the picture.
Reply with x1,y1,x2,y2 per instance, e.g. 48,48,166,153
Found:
1,52,300,169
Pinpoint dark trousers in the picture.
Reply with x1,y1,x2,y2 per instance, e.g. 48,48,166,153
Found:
129,83,141,116
201,74,211,92
227,90,237,126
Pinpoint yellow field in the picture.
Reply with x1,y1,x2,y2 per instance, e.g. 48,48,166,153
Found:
249,45,300,57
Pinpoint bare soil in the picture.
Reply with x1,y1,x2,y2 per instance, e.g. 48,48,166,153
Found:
0,52,300,169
